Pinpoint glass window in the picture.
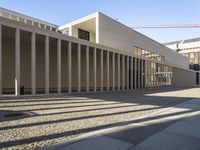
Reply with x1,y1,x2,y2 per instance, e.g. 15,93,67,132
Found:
46,25,51,30
19,17,25,23
194,52,199,64
52,27,56,32
190,53,194,58
78,28,90,41
26,19,32,25
40,23,45,29
11,14,17,21
33,22,39,27
2,12,10,18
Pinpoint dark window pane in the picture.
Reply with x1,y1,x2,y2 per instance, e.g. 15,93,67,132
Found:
78,28,90,41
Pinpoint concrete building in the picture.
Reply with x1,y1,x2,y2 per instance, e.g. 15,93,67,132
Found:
0,7,196,96
165,38,200,85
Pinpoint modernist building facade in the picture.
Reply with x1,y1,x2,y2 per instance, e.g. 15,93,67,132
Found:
165,38,200,71
0,7,196,95
165,38,200,85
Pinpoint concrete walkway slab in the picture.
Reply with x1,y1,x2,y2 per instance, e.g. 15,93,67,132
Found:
131,131,200,150
42,98,200,150
43,136,132,150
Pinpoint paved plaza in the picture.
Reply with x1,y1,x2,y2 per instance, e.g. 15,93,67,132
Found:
44,98,200,150
0,87,200,149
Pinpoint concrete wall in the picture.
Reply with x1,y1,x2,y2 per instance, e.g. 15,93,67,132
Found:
172,67,196,86
98,13,189,70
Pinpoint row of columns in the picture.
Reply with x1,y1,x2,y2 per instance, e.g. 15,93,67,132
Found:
0,25,147,95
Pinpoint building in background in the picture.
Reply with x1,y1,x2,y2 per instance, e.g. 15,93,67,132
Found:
0,7,197,96
165,38,200,71
165,38,200,85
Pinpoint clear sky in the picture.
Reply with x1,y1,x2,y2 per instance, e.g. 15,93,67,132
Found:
0,0,199,43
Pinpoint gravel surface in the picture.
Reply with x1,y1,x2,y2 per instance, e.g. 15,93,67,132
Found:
0,87,200,150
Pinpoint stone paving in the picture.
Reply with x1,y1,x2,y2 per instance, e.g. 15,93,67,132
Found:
43,98,200,150
0,87,200,150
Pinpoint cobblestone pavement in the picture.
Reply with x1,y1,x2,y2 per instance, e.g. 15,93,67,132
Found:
0,87,200,150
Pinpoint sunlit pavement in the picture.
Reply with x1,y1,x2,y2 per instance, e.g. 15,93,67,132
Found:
43,98,200,150
1,87,200,149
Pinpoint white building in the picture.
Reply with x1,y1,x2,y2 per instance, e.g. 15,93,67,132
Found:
165,38,200,71
0,7,196,96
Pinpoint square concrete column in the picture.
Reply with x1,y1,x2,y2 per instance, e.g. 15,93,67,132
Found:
134,58,137,89
144,60,147,88
122,55,125,90
157,64,160,87
57,38,61,93
100,49,104,91
31,32,36,95
141,59,144,89
15,28,20,95
86,46,89,92
107,51,110,91
130,57,133,90
159,64,161,87
68,42,72,93
127,56,129,90
45,36,49,94
77,44,81,92
138,59,141,89
150,61,152,88
0,25,2,95
112,53,115,91
155,63,157,87
118,54,120,91
154,63,156,87
93,48,97,92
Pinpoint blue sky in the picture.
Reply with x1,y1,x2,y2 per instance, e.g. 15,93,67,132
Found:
0,0,199,43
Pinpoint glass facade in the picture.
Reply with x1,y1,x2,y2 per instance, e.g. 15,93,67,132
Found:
135,47,165,62
145,61,173,88
179,47,200,71
133,47,172,88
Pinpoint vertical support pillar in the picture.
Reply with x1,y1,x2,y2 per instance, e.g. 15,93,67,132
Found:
144,60,147,88
68,42,72,93
57,38,61,93
93,48,97,92
77,44,81,92
153,63,155,87
138,59,141,89
150,61,152,88
31,32,36,95
107,51,109,91
141,59,144,89
130,57,133,90
126,56,129,90
155,63,157,87
15,28,20,95
122,55,125,90
86,46,89,92
134,58,137,89
0,25,2,95
100,49,104,91
112,53,115,91
157,63,160,87
45,36,49,94
118,54,120,91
